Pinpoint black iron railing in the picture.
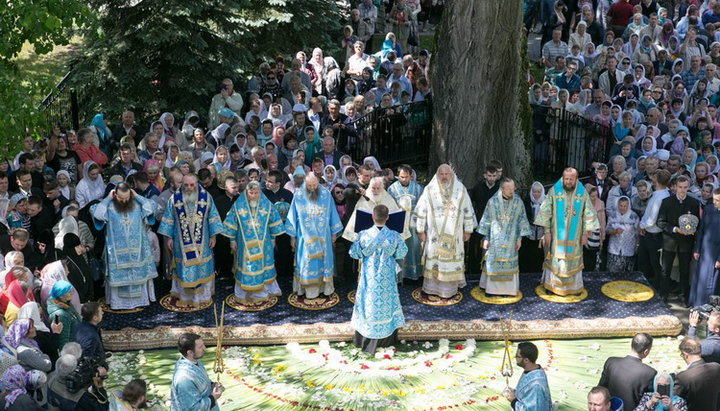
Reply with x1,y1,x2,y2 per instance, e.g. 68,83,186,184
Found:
531,104,612,178
40,71,89,131
347,100,433,169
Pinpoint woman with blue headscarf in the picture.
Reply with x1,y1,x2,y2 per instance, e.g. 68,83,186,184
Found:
88,113,113,157
633,373,687,410
45,280,80,350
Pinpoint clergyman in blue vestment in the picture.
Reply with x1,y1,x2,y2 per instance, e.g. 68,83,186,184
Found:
504,342,552,411
171,333,222,411
350,204,408,354
91,184,158,310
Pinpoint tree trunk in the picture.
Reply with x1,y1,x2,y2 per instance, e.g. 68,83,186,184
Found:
429,1,532,187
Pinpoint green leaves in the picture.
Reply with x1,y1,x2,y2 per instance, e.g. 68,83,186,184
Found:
70,0,344,124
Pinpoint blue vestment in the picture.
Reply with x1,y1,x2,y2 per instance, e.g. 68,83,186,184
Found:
514,367,552,411
387,180,424,280
350,226,408,339
285,185,343,288
170,357,218,411
91,195,158,309
158,187,224,290
222,192,285,292
690,204,720,306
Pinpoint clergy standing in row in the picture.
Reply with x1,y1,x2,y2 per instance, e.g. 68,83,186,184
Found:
476,178,531,297
91,183,158,310
285,174,343,298
222,181,285,303
535,168,599,296
350,205,408,354
159,174,223,308
387,164,424,281
415,164,477,298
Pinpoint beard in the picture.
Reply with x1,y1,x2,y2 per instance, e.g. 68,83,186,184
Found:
306,187,319,202
112,196,135,213
563,182,576,192
183,190,198,204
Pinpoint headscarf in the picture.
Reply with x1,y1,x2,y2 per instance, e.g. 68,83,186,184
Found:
651,373,681,410
88,114,107,142
683,147,698,170
16,302,49,333
271,126,286,148
212,146,231,172
707,154,720,174
529,181,546,206
208,123,230,148
2,365,28,408
40,262,80,312
56,170,71,199
362,156,381,171
55,215,80,249
342,165,358,184
164,141,179,168
158,112,176,140
5,319,38,349
640,136,658,157
9,194,26,209
633,64,651,89
63,233,89,275
49,280,73,301
1,268,33,314
323,165,338,187
78,161,105,206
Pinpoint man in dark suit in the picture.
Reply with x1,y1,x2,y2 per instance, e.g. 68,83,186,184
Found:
674,336,720,411
591,163,613,204
111,110,144,147
311,137,344,170
656,175,702,305
598,333,657,411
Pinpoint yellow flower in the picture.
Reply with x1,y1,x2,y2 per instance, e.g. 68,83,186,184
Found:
381,391,389,396
396,391,407,397
252,353,261,360
252,360,262,366
414,388,425,394
324,385,334,391
436,385,446,390
342,387,353,393
306,381,315,387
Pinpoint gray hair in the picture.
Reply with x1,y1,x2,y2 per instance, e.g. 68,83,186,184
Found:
250,146,265,156
59,342,82,360
56,354,78,377
4,251,23,267
246,181,261,191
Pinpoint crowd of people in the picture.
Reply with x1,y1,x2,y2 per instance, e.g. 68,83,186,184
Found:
530,0,720,308
0,0,448,409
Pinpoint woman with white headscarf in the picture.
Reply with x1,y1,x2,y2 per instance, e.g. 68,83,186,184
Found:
211,146,232,172
309,48,327,95
159,112,184,149
54,215,80,250
55,170,73,201
74,161,105,209
519,181,546,274
362,156,381,171
207,123,230,149
39,261,81,314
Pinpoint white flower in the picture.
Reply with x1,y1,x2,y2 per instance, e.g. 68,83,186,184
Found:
438,339,449,348
422,342,433,349
590,343,601,351
319,340,330,349
400,340,406,345
286,342,300,351
337,342,347,347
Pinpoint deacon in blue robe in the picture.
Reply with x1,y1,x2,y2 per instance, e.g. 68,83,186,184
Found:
690,195,720,306
91,185,158,310
170,357,218,411
387,170,424,281
512,367,553,411
285,174,343,299
222,181,285,303
158,175,223,308
350,206,408,354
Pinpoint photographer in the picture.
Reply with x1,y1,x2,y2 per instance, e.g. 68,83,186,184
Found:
688,310,720,363
47,354,84,411
75,365,108,411
208,78,243,130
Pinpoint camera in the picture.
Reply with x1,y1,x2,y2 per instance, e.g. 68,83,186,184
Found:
65,356,104,393
691,295,720,319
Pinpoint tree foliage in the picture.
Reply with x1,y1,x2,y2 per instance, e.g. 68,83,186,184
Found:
0,0,89,158
70,0,345,124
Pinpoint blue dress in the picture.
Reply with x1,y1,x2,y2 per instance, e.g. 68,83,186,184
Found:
690,204,720,306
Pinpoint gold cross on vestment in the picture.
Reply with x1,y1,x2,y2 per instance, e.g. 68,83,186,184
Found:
197,198,208,208
174,200,184,209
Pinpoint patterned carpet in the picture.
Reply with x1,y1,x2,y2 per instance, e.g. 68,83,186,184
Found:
101,272,682,350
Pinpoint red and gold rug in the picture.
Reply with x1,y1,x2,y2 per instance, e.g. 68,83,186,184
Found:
159,294,213,313
225,294,279,312
287,292,340,310
410,287,463,306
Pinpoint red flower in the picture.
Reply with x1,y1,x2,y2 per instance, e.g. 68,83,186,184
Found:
425,360,433,367
444,353,452,359
455,344,464,350
383,354,391,359
360,364,369,369
309,348,317,353
322,353,329,360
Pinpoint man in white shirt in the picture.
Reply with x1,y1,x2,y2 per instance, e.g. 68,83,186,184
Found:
638,169,671,289
346,41,369,78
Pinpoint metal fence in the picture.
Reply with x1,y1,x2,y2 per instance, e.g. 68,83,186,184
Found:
40,71,90,131
531,104,612,178
348,100,433,169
